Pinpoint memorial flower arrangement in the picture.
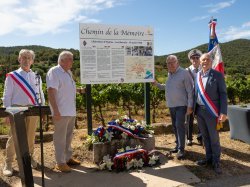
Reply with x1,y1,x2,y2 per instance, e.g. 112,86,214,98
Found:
107,115,154,139
98,146,160,171
86,115,154,148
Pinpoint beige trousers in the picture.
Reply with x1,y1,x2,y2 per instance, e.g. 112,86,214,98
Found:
53,116,76,164
5,116,39,165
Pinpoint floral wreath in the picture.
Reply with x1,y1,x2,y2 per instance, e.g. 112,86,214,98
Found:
99,146,160,171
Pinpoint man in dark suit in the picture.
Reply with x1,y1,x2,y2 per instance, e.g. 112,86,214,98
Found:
195,53,227,174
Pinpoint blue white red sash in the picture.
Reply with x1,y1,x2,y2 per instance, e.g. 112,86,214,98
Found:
196,72,218,118
7,71,38,105
114,148,147,160
113,148,148,168
108,124,145,140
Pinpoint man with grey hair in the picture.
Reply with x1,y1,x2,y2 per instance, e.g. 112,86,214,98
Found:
2,49,45,176
195,53,227,174
46,51,80,172
153,55,193,159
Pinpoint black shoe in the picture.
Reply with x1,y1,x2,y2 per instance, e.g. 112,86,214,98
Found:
169,148,178,153
197,137,203,146
176,150,185,160
213,163,222,174
196,159,212,166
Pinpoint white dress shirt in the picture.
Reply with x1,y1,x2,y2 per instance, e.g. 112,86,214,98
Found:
196,69,210,106
2,67,45,107
46,65,76,116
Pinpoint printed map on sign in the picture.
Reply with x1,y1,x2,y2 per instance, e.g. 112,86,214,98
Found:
126,57,153,80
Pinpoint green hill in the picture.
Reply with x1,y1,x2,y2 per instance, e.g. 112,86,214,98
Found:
155,39,250,75
0,46,80,82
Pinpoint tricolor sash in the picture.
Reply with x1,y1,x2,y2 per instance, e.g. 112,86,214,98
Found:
113,148,148,169
114,148,147,160
108,123,145,140
196,72,218,118
7,71,38,105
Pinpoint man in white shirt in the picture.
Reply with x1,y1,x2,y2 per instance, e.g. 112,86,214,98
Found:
2,49,45,176
46,51,80,172
186,49,203,146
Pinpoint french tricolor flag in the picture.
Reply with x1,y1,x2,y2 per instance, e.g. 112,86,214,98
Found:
208,18,225,75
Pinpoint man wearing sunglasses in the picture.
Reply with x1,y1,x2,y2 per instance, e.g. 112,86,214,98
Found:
186,49,203,146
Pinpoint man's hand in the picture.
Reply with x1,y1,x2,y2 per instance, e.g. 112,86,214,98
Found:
151,80,158,86
186,107,193,115
219,114,227,122
76,87,86,94
53,111,61,121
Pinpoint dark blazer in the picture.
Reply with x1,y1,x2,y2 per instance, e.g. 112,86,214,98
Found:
194,69,227,115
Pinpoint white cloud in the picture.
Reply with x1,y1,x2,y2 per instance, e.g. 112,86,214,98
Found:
74,15,100,23
203,0,236,13
190,15,210,22
220,21,250,41
242,22,250,28
0,0,122,36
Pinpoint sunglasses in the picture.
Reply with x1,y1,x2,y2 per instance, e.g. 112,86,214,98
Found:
191,56,200,60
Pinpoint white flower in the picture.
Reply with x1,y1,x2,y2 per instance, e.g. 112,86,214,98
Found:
106,161,113,171
134,158,144,168
117,148,125,153
148,155,159,166
126,160,134,170
135,145,142,149
141,120,146,127
125,146,132,151
105,131,114,141
115,119,120,123
99,163,106,170
136,122,141,126
122,123,129,128
101,155,113,171
129,125,135,131
148,130,154,135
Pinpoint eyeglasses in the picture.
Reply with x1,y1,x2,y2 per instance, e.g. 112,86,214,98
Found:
191,56,200,60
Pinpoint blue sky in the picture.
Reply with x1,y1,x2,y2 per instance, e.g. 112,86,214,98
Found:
1,0,250,55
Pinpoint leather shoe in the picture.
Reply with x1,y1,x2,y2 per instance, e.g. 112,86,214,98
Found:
67,158,81,165
55,164,71,172
176,150,185,160
196,159,212,166
197,137,203,146
169,148,178,153
213,163,222,174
